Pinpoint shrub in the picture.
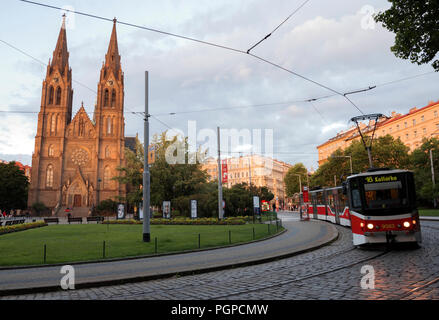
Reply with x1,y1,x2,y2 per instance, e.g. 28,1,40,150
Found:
0,221,47,235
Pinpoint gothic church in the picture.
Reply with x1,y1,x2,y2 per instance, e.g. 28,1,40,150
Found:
28,17,126,216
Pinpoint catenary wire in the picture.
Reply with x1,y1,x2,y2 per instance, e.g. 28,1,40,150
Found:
247,0,311,53
18,0,365,115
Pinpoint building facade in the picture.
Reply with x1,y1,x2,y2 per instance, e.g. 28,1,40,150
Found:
28,17,126,215
317,100,439,165
201,155,292,208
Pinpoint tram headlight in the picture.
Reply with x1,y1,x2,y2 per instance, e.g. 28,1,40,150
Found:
403,221,411,228
367,223,374,230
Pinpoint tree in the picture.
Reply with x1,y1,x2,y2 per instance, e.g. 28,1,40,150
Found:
409,137,439,207
0,162,29,211
284,163,308,197
114,131,208,211
374,1,439,71
311,135,410,188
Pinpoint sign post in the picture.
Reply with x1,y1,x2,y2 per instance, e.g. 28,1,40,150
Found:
163,201,171,219
253,196,261,222
191,200,197,219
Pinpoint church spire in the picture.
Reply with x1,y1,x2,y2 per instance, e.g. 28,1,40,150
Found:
104,18,121,78
51,14,69,74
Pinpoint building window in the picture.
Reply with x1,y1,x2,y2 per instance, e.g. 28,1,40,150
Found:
50,114,56,133
413,119,416,126
106,117,113,135
406,133,409,140
421,115,424,122
111,90,116,107
435,111,438,118
56,87,62,105
404,122,408,128
48,86,54,104
104,89,109,107
414,131,417,137
396,124,400,131
46,165,54,188
48,145,54,157
423,128,427,134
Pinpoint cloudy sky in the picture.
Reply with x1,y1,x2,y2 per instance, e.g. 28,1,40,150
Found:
0,0,438,170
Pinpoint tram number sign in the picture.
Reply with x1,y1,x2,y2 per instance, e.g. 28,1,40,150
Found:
381,224,395,229
364,175,398,184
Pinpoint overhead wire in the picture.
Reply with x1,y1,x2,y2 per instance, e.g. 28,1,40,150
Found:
246,0,311,53
18,0,365,115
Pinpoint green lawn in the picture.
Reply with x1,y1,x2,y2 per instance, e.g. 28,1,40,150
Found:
418,209,439,217
0,223,282,267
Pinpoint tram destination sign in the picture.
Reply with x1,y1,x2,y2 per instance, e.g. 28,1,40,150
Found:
364,175,399,184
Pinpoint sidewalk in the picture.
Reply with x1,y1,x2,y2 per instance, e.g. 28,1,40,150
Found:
0,212,338,295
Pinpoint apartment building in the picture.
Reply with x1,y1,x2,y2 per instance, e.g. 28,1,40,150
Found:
201,155,292,208
317,100,439,165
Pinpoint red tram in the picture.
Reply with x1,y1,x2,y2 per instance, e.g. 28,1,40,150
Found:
308,168,422,246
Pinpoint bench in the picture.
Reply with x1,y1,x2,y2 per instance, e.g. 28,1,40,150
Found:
44,218,59,224
4,219,25,226
86,216,104,223
68,217,83,224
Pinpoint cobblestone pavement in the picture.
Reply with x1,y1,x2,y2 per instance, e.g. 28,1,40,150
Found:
2,221,438,300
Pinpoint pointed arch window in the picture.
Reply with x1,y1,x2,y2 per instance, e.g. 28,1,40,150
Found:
111,90,116,107
56,87,62,105
48,145,55,157
104,89,109,107
50,114,56,133
107,117,112,135
46,165,54,188
48,86,54,105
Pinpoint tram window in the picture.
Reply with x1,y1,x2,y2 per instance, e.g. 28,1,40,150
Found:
351,189,362,208
363,181,407,209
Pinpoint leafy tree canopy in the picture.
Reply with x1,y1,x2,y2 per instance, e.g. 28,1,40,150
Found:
374,1,439,70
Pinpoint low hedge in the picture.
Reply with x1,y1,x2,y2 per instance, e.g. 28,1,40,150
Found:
102,217,250,226
0,221,48,235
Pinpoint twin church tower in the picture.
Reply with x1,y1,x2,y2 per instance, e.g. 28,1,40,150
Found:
28,16,126,215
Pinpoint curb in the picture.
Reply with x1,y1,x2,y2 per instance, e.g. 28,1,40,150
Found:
0,222,339,297
420,216,439,221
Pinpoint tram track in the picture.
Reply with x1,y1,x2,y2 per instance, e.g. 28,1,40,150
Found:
211,226,392,299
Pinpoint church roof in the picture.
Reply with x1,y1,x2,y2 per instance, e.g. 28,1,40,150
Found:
104,19,121,79
51,15,69,74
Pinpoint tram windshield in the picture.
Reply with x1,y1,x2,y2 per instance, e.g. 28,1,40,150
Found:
349,172,416,215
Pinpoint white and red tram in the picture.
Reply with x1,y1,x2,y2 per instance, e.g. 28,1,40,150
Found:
308,168,422,246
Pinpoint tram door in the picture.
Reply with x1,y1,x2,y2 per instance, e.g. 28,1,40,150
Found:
311,192,318,219
334,189,341,225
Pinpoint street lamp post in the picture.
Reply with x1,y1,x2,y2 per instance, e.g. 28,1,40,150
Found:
290,173,302,218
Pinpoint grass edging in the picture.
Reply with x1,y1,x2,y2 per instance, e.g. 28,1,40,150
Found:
0,223,339,297
0,222,48,236
0,224,286,271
